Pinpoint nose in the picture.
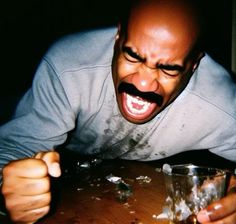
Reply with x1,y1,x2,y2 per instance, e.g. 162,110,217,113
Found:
131,64,159,92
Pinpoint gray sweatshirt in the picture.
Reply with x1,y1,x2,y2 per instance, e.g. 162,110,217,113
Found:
0,27,235,170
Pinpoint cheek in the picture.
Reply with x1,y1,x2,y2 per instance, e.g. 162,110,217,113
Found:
158,76,181,96
116,58,137,81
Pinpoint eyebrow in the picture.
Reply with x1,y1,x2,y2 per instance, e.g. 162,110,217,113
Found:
122,46,184,72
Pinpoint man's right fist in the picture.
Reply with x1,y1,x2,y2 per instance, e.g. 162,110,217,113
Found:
1,151,61,223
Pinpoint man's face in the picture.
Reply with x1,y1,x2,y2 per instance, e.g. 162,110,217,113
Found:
112,2,202,124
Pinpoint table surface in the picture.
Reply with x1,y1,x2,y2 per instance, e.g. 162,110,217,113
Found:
0,159,169,224
1,149,235,224
45,159,168,224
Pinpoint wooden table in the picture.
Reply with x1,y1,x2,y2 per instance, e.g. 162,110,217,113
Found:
0,159,169,224
44,159,168,224
1,150,234,224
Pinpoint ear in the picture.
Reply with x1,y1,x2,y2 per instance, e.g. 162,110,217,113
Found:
115,23,121,40
192,51,205,72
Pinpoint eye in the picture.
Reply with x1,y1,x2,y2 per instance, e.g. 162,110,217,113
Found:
122,46,144,63
162,69,179,76
158,64,184,76
123,52,139,63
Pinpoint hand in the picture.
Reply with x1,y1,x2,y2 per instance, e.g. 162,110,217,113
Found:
197,174,236,223
1,151,61,224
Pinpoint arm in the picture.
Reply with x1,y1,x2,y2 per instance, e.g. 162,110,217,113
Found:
0,50,77,223
0,56,77,171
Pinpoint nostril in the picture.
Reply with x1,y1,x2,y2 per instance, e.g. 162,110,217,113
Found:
134,66,160,92
136,77,159,92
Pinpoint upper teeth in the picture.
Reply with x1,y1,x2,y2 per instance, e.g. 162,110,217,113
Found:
126,94,151,114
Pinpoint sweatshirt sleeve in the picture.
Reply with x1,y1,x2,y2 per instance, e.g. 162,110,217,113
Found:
0,57,77,171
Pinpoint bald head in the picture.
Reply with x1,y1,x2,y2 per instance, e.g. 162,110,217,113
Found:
120,0,203,54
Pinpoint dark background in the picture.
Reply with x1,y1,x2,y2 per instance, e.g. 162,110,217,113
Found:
0,0,233,125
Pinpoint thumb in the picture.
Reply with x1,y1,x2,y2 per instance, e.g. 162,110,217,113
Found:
35,151,61,177
48,162,61,177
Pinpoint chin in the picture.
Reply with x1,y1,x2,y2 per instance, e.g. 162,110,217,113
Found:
124,116,153,124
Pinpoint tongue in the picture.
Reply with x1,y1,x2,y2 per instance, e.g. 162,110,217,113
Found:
131,101,144,110
125,93,155,116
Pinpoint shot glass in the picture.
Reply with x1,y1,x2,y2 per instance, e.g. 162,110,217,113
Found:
162,164,227,224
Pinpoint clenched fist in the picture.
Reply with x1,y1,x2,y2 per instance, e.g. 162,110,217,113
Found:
1,151,61,223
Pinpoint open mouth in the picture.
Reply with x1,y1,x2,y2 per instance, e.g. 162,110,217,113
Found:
118,82,163,121
126,93,152,115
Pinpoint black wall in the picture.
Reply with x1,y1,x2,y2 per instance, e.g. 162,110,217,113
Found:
0,0,233,125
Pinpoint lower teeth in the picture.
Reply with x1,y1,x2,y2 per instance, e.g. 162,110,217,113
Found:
126,94,151,114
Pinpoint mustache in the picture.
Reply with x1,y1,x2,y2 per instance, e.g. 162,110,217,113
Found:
118,82,163,106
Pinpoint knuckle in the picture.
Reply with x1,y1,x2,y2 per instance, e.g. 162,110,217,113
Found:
1,185,11,195
1,179,18,195
35,151,45,159
4,197,19,212
2,162,14,176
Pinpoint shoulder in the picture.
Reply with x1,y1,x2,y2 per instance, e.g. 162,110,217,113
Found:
42,26,117,73
186,54,236,119
197,54,232,79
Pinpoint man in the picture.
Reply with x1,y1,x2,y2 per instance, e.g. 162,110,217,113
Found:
0,0,235,223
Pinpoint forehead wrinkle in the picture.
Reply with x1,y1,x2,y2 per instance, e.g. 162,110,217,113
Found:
126,29,187,67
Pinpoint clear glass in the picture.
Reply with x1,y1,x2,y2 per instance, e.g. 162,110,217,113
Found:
162,164,227,224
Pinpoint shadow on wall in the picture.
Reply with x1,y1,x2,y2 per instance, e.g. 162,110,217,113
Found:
0,0,123,125
0,0,233,125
